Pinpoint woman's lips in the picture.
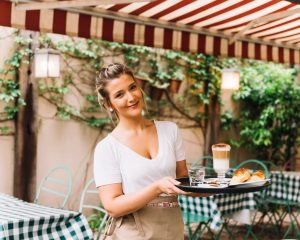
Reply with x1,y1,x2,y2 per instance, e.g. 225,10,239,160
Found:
128,101,139,108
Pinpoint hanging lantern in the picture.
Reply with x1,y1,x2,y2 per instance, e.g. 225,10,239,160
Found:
221,69,240,90
34,48,60,78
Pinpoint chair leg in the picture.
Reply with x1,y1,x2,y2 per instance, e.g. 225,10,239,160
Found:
191,221,215,240
215,219,236,240
186,222,192,240
282,211,300,239
243,224,258,240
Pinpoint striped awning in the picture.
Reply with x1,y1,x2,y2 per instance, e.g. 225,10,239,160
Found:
1,0,300,64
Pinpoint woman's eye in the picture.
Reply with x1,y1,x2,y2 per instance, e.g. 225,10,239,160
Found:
115,93,124,98
130,85,137,91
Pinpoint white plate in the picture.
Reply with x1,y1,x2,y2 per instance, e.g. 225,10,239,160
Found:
194,183,228,188
229,179,270,188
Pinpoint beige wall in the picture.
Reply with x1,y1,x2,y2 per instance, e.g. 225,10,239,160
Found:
0,135,14,194
0,27,17,195
0,27,204,210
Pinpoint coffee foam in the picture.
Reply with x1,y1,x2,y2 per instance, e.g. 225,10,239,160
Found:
212,143,231,159
212,143,231,151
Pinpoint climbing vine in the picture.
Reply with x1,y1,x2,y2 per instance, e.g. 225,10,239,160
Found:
0,32,29,135
0,32,222,136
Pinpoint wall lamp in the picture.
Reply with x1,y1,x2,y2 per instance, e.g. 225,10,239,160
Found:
34,48,60,78
221,69,240,90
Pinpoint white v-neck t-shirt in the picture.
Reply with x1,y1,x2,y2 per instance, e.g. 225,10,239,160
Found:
93,121,186,194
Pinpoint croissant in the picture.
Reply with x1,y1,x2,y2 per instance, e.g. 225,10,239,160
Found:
247,170,265,182
230,168,251,184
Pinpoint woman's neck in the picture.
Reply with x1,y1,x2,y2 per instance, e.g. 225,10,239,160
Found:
115,116,152,135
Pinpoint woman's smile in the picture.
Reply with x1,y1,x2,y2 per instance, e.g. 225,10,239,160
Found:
127,101,139,109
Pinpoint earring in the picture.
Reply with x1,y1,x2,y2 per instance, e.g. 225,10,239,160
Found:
109,108,114,112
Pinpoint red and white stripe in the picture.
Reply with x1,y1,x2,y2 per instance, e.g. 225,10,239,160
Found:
0,0,300,64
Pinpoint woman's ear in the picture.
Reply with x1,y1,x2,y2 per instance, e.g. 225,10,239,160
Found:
103,102,114,112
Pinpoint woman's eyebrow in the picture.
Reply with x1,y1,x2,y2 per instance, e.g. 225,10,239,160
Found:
113,89,124,97
113,81,135,97
128,82,136,87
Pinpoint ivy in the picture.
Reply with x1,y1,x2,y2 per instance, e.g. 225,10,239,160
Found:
1,33,222,136
0,33,28,135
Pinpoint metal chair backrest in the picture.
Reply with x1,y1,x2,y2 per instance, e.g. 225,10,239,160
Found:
191,156,213,168
79,178,109,240
34,165,72,209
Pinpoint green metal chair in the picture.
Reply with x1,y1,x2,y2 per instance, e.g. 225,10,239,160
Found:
34,165,72,209
79,178,109,240
252,160,300,238
229,159,270,240
192,155,236,177
265,171,300,239
179,195,215,240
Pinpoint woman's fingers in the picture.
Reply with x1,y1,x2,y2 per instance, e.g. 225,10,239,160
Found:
157,176,188,195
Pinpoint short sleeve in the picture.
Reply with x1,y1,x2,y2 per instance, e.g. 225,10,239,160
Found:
93,138,122,187
174,124,186,161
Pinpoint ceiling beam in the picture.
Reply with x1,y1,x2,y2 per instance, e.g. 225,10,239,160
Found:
14,0,154,11
230,7,300,44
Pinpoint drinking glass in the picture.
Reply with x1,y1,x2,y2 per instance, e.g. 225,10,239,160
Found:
212,143,230,184
188,166,205,186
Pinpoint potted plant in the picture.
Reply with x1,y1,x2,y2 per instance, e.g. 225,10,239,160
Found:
168,67,185,93
148,70,170,101
135,70,149,91
149,82,168,101
162,50,186,93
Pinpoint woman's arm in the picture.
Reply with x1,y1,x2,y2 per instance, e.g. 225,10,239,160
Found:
98,176,186,218
176,160,189,178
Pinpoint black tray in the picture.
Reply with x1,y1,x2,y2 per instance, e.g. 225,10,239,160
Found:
176,177,271,194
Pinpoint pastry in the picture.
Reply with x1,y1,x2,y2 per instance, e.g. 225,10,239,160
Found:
230,168,251,184
247,170,265,182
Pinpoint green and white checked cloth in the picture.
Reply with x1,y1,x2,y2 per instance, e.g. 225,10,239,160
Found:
0,193,93,240
267,172,300,203
179,192,256,232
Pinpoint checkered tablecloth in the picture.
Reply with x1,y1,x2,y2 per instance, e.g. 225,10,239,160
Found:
178,192,256,232
0,193,93,240
267,171,300,203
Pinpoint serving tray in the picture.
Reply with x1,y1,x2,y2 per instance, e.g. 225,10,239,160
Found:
176,177,271,194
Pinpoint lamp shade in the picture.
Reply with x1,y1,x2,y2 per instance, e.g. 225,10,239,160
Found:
34,48,60,78
221,69,240,90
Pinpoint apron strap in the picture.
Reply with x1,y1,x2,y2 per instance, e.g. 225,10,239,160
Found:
132,212,145,237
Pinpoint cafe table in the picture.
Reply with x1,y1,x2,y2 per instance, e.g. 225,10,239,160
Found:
0,193,93,240
178,192,257,233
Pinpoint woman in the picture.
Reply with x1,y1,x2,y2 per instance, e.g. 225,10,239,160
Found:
93,63,189,239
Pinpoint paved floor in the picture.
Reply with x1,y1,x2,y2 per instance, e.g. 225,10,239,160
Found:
184,214,300,240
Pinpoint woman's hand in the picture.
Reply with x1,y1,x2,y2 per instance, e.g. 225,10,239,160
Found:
155,176,187,196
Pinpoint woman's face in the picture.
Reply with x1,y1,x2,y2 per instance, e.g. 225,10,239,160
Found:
106,74,143,119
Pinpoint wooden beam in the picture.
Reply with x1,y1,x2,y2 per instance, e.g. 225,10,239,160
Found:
15,0,154,11
230,8,300,44
14,31,39,202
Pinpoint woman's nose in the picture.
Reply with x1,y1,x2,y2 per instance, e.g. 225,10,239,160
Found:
127,92,135,102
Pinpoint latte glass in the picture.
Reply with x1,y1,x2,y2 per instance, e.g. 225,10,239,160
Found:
212,143,230,184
